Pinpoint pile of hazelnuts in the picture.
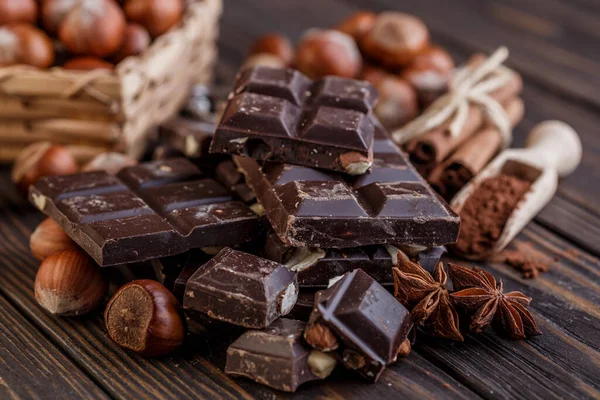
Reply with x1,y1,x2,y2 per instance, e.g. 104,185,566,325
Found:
0,0,185,71
245,11,455,131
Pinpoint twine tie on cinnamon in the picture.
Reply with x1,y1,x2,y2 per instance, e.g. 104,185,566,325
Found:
392,47,514,148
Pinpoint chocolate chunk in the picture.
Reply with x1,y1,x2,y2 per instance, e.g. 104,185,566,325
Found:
29,158,263,266
305,269,413,382
215,160,256,203
159,117,216,158
226,319,336,392
288,292,316,321
235,127,460,248
210,66,378,175
183,248,298,328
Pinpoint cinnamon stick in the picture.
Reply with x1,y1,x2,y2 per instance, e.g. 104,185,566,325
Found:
405,64,523,177
429,97,525,201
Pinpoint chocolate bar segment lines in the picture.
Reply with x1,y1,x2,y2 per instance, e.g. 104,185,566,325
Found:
235,129,460,248
210,66,378,174
30,159,262,266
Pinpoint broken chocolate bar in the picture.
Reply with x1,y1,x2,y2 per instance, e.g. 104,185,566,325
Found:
183,248,298,329
304,269,413,382
215,159,256,203
210,66,378,175
235,126,460,248
159,117,216,159
29,158,263,266
226,319,337,392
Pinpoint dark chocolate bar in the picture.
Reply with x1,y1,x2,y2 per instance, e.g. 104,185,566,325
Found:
183,248,298,328
215,160,256,203
235,127,460,248
29,158,263,266
159,117,216,159
304,269,413,382
226,319,337,392
210,66,378,175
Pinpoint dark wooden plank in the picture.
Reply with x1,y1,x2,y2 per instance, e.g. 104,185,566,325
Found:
0,294,109,400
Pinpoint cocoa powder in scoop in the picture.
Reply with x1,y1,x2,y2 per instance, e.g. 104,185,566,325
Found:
454,174,531,258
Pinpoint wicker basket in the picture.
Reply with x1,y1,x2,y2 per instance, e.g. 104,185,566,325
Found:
0,0,222,163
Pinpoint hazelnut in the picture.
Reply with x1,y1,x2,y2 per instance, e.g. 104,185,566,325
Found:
304,321,339,352
11,142,79,195
59,0,126,58
307,350,337,379
124,0,184,38
105,280,185,356
396,338,412,358
242,53,287,70
30,218,78,261
42,0,79,35
35,249,108,316
0,0,38,25
342,349,366,370
361,12,430,69
334,11,376,41
359,65,388,87
401,45,455,107
0,24,55,68
374,76,419,130
249,33,293,65
112,23,151,63
294,29,362,79
81,152,137,175
63,57,114,70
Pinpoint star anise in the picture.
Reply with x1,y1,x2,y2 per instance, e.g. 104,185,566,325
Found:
393,252,463,341
449,263,542,340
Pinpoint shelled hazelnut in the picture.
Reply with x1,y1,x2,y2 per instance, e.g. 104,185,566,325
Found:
0,0,38,26
361,12,430,69
0,24,55,68
105,280,185,356
59,0,126,58
11,142,78,194
112,23,151,63
81,152,137,175
295,29,361,78
248,33,294,66
334,11,376,42
64,57,115,70
124,0,184,38
35,249,108,316
30,218,78,261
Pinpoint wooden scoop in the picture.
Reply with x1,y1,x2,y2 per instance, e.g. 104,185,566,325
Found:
451,120,582,259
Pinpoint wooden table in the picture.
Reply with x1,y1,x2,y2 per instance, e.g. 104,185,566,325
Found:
1,0,599,399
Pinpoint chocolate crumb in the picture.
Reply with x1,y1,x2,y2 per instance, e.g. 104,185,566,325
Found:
454,174,531,258
498,250,548,279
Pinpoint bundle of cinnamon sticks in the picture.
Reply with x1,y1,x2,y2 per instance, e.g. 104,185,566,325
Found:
403,54,525,201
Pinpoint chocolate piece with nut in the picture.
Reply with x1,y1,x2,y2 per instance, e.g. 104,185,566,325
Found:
183,248,298,329
210,65,378,175
304,269,413,382
226,318,337,392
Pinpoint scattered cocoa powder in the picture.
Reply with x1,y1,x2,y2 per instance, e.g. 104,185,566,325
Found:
497,250,549,279
453,174,532,258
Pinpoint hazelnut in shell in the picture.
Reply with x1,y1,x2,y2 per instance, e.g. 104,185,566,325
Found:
295,29,362,79
112,23,151,63
374,76,419,130
12,142,79,194
334,11,376,41
242,53,287,71
124,0,184,38
248,33,294,65
63,57,114,70
30,218,78,261
105,280,185,356
35,250,108,316
0,24,55,68
59,0,126,58
361,12,430,69
41,0,79,35
0,0,38,26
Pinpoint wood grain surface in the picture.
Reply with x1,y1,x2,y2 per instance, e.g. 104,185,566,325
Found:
0,0,599,399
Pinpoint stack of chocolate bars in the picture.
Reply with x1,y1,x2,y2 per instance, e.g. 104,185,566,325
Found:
29,66,460,392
